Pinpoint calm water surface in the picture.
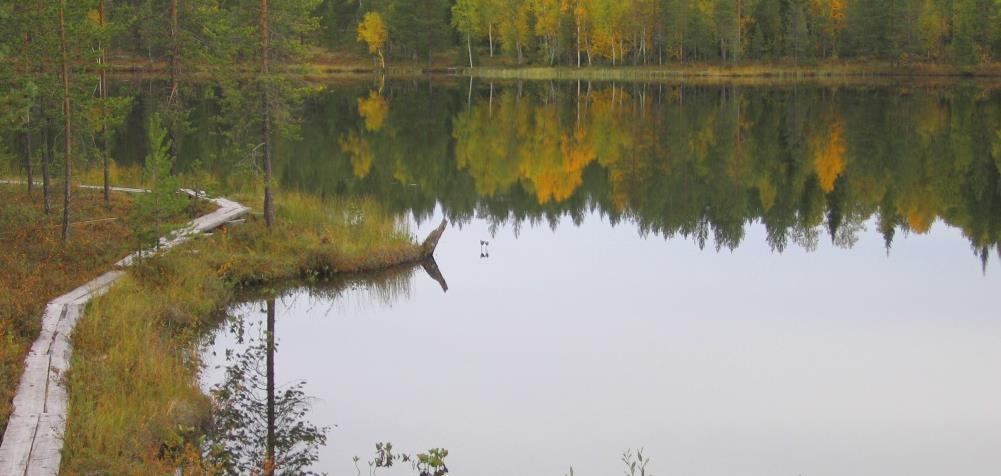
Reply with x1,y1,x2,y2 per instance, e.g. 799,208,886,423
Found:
196,80,1001,475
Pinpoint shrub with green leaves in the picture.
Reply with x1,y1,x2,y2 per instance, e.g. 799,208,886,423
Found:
130,113,187,253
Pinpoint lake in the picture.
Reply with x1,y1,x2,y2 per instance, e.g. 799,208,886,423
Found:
178,79,1001,475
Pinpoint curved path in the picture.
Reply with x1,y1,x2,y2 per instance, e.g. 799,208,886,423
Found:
0,187,249,475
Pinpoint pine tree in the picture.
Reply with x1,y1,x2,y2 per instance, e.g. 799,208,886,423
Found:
952,0,979,63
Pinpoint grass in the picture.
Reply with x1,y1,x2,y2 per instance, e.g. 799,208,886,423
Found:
462,60,1001,81
294,47,1001,80
61,189,425,474
0,183,203,438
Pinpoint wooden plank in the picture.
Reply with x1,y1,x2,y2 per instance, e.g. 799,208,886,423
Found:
0,413,40,475
50,306,79,370
77,184,148,194
9,354,52,418
38,304,64,336
115,204,247,268
25,414,64,476
53,271,124,306
27,328,55,358
1,180,148,195
68,272,125,306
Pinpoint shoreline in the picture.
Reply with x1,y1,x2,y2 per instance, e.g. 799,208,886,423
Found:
63,57,1001,81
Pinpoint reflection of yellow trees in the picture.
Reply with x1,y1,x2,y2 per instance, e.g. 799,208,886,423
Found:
900,189,937,234
453,92,522,197
813,118,847,193
446,85,999,253
358,91,389,132
561,124,599,200
591,89,648,211
520,106,598,204
339,131,374,178
454,90,598,204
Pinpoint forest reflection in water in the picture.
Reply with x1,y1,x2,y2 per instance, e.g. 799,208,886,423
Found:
109,78,1001,268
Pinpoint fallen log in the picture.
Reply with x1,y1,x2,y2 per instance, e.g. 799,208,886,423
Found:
421,218,448,257
363,218,448,274
421,256,449,292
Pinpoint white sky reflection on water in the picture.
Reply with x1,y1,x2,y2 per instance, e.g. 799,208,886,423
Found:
203,212,1001,476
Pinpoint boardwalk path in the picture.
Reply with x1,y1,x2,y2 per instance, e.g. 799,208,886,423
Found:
0,186,249,475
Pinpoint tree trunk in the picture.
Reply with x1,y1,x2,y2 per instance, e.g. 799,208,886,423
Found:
735,0,742,63
261,0,274,230
42,104,51,215
169,0,179,104
24,130,33,196
168,0,180,163
265,298,276,476
467,32,473,68
100,0,110,204
59,2,71,241
576,23,581,67
641,28,647,64
488,24,494,57
22,27,33,196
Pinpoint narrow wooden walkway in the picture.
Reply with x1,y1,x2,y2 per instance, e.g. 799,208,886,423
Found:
0,188,249,475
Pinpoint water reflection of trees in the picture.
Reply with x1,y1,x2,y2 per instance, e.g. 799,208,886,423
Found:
206,260,449,474
72,80,1001,266
208,299,327,475
282,82,1001,266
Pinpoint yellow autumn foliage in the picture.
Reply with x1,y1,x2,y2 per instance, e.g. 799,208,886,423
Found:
339,131,374,179
813,119,846,193
358,90,389,132
357,12,388,67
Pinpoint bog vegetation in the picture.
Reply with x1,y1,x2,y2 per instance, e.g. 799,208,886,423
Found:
0,185,201,435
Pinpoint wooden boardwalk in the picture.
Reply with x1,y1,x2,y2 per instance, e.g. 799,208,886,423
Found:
0,188,249,476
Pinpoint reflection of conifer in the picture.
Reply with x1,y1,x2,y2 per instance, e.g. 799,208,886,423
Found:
208,301,327,475
825,177,847,245
878,190,902,253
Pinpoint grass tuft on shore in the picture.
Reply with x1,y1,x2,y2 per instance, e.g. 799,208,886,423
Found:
62,190,419,474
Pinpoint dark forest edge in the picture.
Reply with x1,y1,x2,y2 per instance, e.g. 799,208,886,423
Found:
5,1,1001,80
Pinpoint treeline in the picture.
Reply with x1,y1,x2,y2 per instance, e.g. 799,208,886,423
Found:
0,0,319,240
318,0,1001,66
3,1,999,70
